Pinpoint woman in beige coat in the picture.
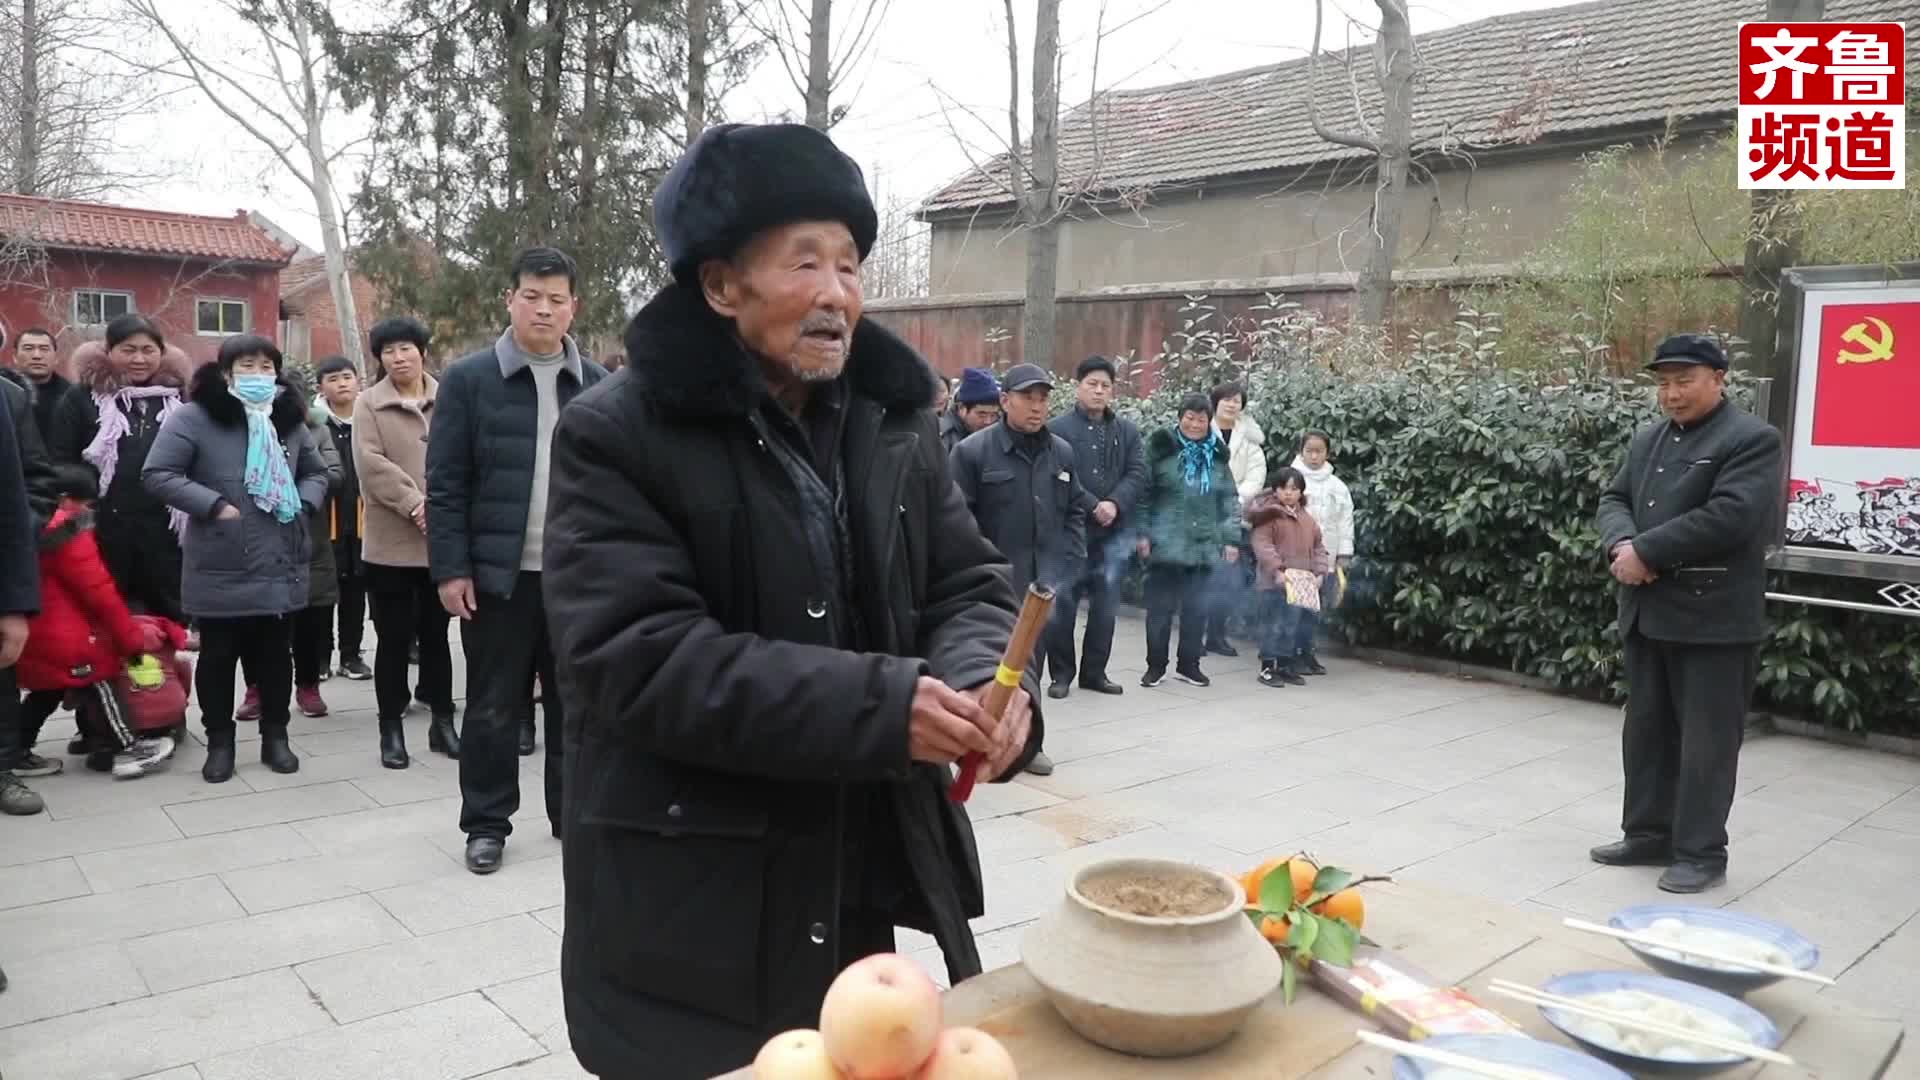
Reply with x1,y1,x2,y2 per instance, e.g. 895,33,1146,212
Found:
352,317,457,767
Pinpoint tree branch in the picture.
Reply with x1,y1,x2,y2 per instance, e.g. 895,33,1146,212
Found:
1309,0,1377,153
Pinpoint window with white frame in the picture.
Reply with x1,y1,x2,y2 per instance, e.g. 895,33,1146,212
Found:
72,290,134,327
196,298,249,336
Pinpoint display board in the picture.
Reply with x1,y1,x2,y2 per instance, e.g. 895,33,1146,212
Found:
1774,263,1920,585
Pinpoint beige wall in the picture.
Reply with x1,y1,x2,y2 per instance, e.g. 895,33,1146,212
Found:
926,136,1705,296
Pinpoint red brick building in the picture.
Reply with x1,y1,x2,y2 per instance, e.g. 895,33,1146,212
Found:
278,253,380,368
0,193,293,367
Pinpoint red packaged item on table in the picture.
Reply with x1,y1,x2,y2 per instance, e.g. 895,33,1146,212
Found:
1309,945,1522,1041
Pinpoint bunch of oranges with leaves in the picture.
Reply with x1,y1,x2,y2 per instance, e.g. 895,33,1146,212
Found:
1238,854,1383,1003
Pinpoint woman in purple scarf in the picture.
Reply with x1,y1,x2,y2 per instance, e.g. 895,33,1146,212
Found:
47,314,193,625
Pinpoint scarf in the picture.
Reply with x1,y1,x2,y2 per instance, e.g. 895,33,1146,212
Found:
84,384,188,538
232,376,303,524
1178,432,1217,493
1291,455,1336,484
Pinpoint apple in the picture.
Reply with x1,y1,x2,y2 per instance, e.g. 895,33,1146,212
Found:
818,953,943,1079
915,1027,1018,1079
753,1029,844,1080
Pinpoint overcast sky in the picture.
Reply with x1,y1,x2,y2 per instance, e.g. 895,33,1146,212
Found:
130,0,1594,251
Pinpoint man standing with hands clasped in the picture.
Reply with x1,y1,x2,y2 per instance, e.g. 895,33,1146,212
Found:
539,122,1042,1079
1593,333,1783,894
427,247,607,875
1045,355,1145,701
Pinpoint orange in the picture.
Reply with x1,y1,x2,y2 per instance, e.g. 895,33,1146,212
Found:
1259,915,1289,944
1287,859,1320,904
1311,888,1365,931
1242,857,1288,905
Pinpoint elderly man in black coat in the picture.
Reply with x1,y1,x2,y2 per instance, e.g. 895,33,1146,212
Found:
1593,334,1783,895
541,123,1043,1080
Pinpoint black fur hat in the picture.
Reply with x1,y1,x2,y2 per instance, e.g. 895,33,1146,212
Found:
654,123,878,286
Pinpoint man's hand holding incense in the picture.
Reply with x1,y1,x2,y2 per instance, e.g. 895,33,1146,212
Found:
968,683,1032,783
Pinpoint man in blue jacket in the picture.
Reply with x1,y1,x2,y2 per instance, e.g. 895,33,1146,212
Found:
427,246,608,874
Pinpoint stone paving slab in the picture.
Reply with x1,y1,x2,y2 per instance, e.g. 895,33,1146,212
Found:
1,615,1916,1078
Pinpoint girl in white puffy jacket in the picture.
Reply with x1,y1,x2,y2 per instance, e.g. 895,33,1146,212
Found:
1291,429,1354,569
1289,430,1354,675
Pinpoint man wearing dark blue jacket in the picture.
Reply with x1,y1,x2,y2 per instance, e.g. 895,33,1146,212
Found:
427,246,609,874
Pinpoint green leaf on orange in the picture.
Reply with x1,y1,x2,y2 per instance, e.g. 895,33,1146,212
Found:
1312,912,1360,967
1258,865,1296,915
1285,912,1318,951
1311,865,1355,896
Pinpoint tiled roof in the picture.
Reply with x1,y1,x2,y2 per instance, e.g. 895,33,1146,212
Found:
0,193,294,264
280,254,331,295
920,0,1913,216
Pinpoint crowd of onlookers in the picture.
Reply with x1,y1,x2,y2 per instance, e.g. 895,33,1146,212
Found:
940,357,1357,775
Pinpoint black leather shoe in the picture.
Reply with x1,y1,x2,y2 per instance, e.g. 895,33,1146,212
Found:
1658,861,1726,894
379,721,409,770
1078,677,1124,695
259,732,300,775
1298,654,1328,676
466,836,504,875
518,721,536,756
428,713,460,759
1590,838,1673,867
1046,683,1071,700
202,736,235,784
1205,639,1239,658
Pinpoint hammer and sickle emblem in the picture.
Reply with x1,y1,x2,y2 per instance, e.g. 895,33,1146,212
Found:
1836,316,1895,364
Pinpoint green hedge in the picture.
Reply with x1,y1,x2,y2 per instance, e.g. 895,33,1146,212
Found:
1115,361,1920,736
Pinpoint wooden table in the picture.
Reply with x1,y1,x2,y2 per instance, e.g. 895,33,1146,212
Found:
717,878,1905,1078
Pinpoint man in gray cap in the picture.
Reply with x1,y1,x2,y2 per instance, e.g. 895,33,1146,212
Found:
949,362,1088,776
540,122,1042,1079
1592,333,1782,894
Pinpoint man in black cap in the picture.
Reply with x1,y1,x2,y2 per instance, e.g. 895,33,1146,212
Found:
949,362,1087,775
1593,333,1783,894
540,122,1042,1079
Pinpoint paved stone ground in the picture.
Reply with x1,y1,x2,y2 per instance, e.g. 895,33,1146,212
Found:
1,616,1916,1079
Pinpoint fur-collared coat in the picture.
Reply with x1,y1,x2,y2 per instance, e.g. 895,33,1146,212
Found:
141,365,329,620
541,282,1043,1080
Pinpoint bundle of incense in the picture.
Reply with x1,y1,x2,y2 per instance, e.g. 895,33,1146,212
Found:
948,584,1055,802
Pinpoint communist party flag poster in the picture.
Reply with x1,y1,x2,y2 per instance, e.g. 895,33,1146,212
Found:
1811,301,1920,449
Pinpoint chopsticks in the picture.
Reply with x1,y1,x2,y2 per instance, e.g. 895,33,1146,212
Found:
1487,978,1796,1066
1354,1031,1559,1080
1562,917,1835,986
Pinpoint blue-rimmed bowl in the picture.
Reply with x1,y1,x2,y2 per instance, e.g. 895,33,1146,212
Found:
1608,904,1819,996
1537,971,1782,1076
1389,1033,1631,1079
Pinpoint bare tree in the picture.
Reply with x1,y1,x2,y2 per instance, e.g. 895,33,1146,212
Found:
0,0,171,199
1739,0,1825,427
688,0,712,142
1308,0,1414,329
864,166,930,298
122,0,361,371
997,0,1063,371
755,0,892,129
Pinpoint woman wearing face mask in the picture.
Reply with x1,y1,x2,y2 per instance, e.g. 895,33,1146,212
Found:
143,336,329,783
47,315,196,624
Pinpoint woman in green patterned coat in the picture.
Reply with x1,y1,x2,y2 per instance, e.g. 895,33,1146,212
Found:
1135,393,1240,689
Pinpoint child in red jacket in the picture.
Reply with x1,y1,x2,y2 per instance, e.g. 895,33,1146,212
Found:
18,468,175,779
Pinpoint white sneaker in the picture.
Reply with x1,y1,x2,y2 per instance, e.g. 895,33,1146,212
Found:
112,737,177,780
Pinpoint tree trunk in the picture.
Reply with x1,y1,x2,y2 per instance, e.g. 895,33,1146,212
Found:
1740,0,1825,427
17,0,41,195
686,0,710,144
1354,0,1413,329
291,9,360,373
1022,0,1062,372
804,0,832,128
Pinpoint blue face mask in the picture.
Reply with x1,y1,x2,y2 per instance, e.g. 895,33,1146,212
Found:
230,373,277,404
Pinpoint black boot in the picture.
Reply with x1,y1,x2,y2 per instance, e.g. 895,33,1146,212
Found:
428,713,460,759
202,730,236,784
259,728,300,774
379,717,409,770
518,716,536,756
1298,651,1328,676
